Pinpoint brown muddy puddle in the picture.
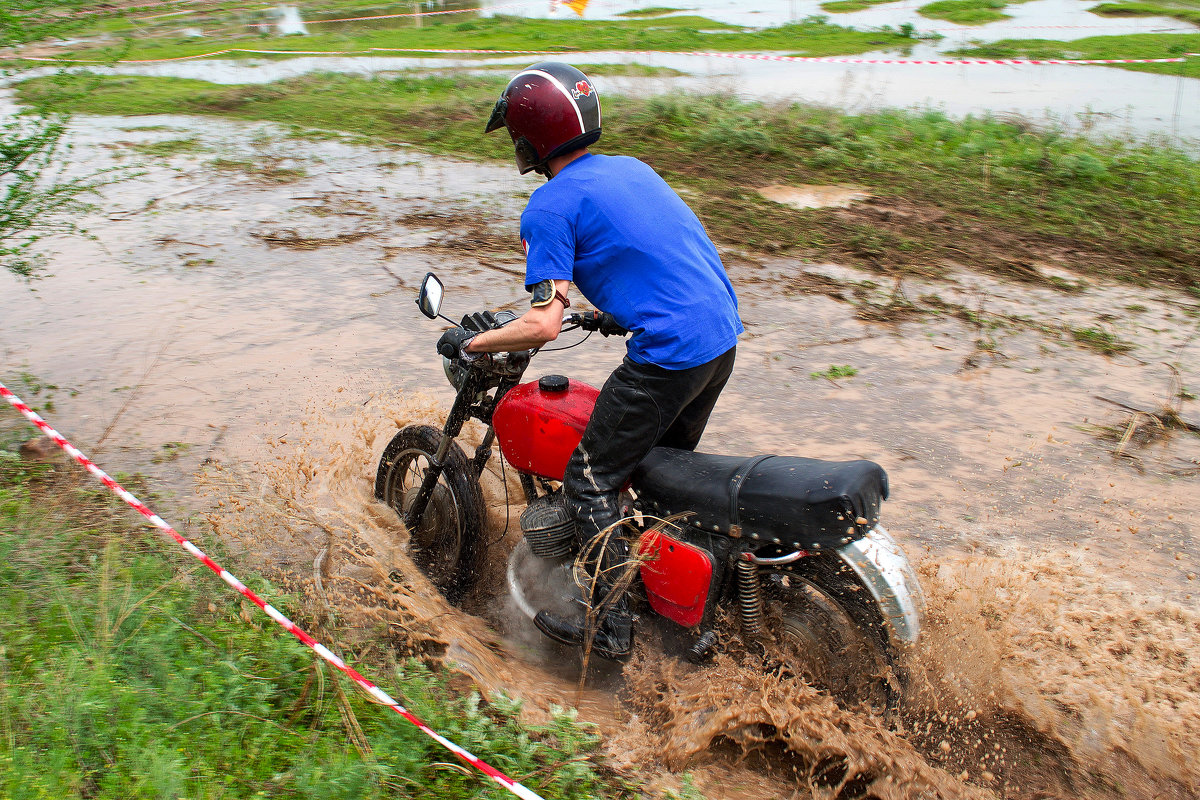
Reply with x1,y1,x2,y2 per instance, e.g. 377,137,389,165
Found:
758,184,873,210
3,111,1200,800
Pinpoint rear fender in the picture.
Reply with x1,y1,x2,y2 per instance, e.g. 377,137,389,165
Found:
835,526,925,646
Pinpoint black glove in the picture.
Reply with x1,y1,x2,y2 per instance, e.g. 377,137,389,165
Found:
578,310,626,337
597,312,626,337
437,328,476,359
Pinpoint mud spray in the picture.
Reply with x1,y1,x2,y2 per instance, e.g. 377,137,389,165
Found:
196,392,1199,800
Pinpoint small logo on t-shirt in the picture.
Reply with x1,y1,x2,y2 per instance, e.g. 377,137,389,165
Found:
573,80,593,99
522,238,530,255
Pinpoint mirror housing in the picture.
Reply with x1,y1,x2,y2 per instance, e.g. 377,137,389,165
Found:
416,272,444,320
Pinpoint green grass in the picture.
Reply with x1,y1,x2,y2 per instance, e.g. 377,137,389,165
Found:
616,5,684,17
123,136,207,157
918,0,1012,24
15,72,1200,291
822,0,903,12
13,13,913,65
208,156,309,182
1090,0,1200,25
810,364,860,380
950,32,1200,77
1,0,91,46
1069,325,1136,354
0,428,628,800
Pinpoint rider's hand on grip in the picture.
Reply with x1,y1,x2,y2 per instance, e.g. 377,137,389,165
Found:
580,310,626,337
597,312,626,337
437,328,475,359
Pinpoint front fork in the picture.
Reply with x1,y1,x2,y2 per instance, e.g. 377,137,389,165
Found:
404,383,479,529
404,374,517,529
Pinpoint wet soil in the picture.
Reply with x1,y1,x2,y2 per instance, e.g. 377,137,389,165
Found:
3,111,1199,799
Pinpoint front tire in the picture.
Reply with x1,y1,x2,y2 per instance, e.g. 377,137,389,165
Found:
374,425,485,603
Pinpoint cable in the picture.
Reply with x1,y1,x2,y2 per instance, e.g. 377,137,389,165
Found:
541,330,593,352
486,446,512,548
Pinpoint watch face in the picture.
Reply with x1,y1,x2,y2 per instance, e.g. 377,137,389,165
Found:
529,279,555,307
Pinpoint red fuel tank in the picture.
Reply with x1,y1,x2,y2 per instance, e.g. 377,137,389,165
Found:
493,376,599,481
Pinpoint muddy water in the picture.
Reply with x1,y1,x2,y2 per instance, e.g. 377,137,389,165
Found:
3,111,1200,798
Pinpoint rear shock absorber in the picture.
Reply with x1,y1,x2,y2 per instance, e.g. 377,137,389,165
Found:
737,555,765,639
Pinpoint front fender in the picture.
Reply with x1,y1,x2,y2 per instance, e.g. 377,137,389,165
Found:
837,526,926,646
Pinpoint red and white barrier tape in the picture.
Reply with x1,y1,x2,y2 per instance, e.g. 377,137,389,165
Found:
20,46,1191,65
0,382,546,800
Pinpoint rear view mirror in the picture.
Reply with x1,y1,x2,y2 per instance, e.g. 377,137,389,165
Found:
416,272,444,319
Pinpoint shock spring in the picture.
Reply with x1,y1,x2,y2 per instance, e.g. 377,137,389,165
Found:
737,556,765,639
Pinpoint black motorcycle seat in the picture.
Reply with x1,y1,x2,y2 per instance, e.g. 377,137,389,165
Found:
631,447,888,551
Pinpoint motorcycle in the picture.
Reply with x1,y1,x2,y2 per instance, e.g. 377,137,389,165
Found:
375,273,926,702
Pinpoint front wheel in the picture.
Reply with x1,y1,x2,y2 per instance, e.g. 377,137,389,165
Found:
374,425,485,603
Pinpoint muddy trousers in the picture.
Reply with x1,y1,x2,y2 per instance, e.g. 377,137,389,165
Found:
562,346,737,604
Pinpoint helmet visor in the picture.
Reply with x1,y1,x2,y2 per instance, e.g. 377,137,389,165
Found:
485,97,508,134
513,137,539,175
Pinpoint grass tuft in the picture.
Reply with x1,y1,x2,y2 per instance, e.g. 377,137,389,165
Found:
1069,325,1135,354
918,0,1012,24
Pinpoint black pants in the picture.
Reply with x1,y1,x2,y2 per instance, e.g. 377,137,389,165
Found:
563,346,736,546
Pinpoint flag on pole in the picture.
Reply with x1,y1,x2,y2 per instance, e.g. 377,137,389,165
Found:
563,0,590,15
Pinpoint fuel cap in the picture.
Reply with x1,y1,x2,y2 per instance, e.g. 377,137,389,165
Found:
538,374,569,392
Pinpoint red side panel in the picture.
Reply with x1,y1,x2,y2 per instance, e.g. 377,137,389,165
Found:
493,379,599,481
638,531,713,628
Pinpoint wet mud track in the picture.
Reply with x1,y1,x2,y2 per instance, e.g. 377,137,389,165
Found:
2,110,1199,799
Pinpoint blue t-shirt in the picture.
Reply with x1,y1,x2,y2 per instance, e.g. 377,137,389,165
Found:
521,153,742,370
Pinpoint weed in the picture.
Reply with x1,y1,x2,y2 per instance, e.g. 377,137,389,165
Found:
1047,275,1087,293
811,364,859,380
151,441,191,462
125,137,207,157
918,0,1013,24
1090,1,1200,27
1126,304,1149,312
616,6,682,17
822,0,898,11
952,32,1200,79
208,157,307,183
1070,325,1135,355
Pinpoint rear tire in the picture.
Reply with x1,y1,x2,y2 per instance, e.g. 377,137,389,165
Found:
768,559,895,709
375,425,485,603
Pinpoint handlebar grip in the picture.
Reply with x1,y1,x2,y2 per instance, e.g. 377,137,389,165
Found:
438,341,458,358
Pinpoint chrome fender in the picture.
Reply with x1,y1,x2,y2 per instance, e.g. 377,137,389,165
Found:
836,526,926,645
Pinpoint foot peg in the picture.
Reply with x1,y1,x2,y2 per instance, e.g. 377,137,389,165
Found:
686,630,719,664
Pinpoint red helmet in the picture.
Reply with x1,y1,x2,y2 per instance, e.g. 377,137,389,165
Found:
485,62,602,176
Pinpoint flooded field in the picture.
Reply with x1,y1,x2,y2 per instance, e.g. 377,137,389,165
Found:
3,110,1199,798
21,46,1200,143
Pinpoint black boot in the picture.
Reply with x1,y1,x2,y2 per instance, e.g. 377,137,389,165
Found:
534,600,633,662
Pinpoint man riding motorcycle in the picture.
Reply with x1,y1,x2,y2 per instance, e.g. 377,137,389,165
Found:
436,62,743,661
